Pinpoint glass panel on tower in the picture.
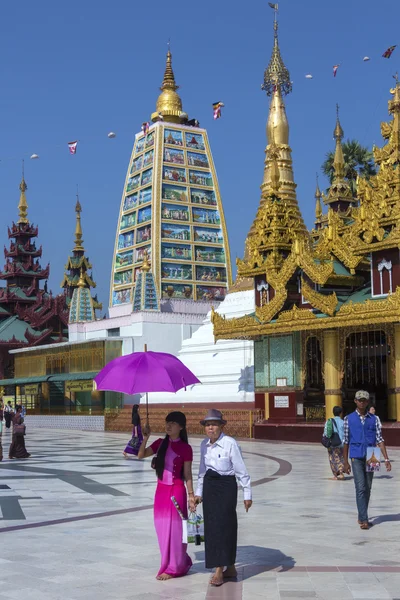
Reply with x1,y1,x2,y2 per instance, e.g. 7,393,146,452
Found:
118,231,134,249
112,288,131,306
138,206,152,224
115,249,134,269
141,168,153,187
163,166,186,183
196,285,227,301
126,174,140,193
185,132,205,150
143,149,154,167
189,170,213,187
114,269,133,286
192,207,220,225
139,187,152,205
136,225,151,243
136,137,145,154
120,213,136,230
110,50,232,311
164,147,184,164
124,193,138,211
130,155,143,174
187,151,209,168
162,184,188,202
190,188,217,206
161,203,189,222
164,129,183,146
194,226,223,244
161,263,193,281
162,283,193,299
195,246,225,263
161,223,190,241
162,243,192,261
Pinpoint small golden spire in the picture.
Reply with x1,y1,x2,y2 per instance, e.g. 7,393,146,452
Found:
315,174,322,221
77,267,86,288
17,163,29,224
141,249,151,272
333,104,345,178
73,195,84,251
325,105,352,206
152,49,184,123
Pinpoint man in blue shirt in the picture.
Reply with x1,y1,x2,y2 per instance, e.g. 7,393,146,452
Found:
343,390,391,530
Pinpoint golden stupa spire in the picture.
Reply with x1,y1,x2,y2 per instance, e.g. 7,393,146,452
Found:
152,46,184,124
325,105,352,206
388,78,400,160
141,249,151,272
17,162,29,225
73,194,85,252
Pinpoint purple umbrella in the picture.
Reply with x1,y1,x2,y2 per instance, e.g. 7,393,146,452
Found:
94,350,200,396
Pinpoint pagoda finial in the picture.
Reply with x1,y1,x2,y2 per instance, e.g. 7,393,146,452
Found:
77,267,86,288
262,5,292,97
141,249,151,272
73,193,84,251
153,47,184,123
315,174,322,221
17,161,29,224
332,105,345,180
325,106,353,206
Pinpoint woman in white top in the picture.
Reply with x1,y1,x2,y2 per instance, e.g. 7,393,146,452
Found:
195,409,252,587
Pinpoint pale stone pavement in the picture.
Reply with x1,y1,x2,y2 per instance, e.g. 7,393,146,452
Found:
0,427,399,600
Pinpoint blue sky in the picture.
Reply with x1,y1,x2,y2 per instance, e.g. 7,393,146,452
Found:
1,0,399,309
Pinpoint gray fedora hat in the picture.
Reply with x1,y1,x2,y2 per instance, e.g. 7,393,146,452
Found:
200,409,227,426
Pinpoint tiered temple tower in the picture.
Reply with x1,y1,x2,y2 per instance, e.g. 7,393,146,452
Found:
61,197,102,318
0,177,69,378
110,50,232,311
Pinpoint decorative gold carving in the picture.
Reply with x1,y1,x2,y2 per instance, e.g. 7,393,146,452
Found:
301,279,337,316
277,305,317,322
255,289,287,323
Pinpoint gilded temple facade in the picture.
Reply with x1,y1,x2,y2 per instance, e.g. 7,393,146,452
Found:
110,51,231,310
212,12,400,423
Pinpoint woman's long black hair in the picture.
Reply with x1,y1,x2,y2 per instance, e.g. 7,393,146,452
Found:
155,412,188,481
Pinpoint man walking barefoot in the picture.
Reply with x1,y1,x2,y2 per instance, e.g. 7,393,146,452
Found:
343,390,391,530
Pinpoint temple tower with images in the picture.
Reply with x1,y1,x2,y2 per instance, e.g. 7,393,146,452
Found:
110,50,232,312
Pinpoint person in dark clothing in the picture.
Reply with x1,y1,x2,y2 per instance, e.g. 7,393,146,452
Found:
4,401,14,430
123,404,143,457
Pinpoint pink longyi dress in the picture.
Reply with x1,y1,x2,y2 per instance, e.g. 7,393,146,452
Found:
150,438,193,577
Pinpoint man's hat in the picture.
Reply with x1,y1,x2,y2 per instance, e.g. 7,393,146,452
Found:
355,390,370,401
200,409,227,426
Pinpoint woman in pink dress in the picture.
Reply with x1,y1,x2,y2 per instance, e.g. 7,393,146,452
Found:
138,411,195,580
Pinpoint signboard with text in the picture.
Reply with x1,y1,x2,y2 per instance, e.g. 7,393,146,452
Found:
65,380,93,393
274,395,289,408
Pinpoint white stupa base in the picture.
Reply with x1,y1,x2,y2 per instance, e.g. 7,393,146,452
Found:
146,289,255,405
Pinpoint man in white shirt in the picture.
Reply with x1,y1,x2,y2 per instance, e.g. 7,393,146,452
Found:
195,409,252,587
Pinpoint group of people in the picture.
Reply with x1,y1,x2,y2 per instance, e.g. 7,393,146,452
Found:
323,390,391,530
124,405,251,586
0,401,30,461
124,391,392,584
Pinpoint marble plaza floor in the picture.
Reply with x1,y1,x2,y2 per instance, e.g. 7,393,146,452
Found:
0,428,399,600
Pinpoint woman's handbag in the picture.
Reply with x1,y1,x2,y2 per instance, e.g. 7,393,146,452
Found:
321,418,341,448
187,511,205,545
128,436,140,450
14,423,26,435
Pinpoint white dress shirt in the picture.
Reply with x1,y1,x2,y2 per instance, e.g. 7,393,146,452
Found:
195,433,252,501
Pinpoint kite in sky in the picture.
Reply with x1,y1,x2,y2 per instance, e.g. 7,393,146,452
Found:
68,141,78,155
333,64,339,77
141,122,150,136
213,102,224,120
268,2,278,9
108,132,116,138
305,74,313,79
363,56,370,61
383,45,397,58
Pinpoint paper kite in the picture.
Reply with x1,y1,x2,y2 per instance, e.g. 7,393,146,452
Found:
107,132,116,138
30,154,39,159
333,65,339,77
305,74,313,79
383,45,397,59
213,102,224,120
68,141,78,155
363,56,370,62
141,122,150,136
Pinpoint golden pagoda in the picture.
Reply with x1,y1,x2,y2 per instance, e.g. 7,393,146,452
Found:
110,49,232,309
212,6,400,427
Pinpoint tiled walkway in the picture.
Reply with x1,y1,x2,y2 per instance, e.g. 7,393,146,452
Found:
0,427,399,599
